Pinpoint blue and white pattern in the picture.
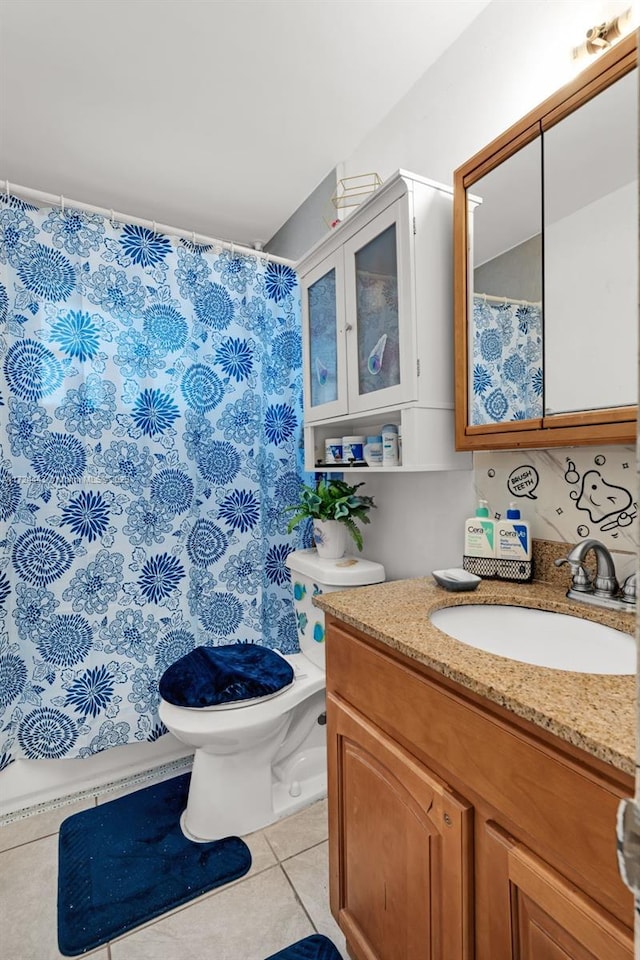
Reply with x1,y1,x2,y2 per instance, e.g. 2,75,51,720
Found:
0,198,306,763
471,296,543,425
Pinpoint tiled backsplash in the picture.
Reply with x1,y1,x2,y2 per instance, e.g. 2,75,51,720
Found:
474,445,637,579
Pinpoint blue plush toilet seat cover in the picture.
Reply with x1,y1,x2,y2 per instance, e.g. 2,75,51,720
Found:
159,643,295,709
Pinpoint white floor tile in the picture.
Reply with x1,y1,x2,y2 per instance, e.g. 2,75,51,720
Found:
242,828,279,877
264,798,328,861
0,833,108,960
282,841,347,958
110,865,314,960
0,795,95,853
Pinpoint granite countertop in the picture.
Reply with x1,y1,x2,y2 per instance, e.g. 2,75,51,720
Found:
314,576,636,775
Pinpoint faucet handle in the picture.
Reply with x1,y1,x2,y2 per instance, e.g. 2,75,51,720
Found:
593,571,619,598
622,572,637,605
555,557,593,593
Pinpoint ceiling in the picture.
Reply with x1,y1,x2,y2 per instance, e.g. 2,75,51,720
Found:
0,0,491,249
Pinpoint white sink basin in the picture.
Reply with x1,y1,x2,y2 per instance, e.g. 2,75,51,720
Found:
429,604,636,674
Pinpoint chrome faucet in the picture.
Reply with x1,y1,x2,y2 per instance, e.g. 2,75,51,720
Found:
555,539,635,612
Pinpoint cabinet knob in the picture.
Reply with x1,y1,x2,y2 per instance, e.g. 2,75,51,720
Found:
345,323,353,332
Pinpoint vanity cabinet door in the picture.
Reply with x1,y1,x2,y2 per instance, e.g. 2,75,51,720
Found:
482,821,633,960
327,692,472,960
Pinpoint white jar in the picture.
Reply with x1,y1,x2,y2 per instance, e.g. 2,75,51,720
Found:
342,435,365,462
381,424,399,466
324,438,343,464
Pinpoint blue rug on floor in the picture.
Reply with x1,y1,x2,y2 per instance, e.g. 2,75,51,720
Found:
265,935,343,960
57,772,251,956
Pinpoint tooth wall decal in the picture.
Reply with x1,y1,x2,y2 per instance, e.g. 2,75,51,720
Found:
367,333,387,375
575,469,633,524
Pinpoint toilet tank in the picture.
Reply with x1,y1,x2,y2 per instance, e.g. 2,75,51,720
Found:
285,548,385,669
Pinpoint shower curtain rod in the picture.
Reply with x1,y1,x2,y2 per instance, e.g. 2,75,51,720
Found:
475,291,541,307
1,180,296,267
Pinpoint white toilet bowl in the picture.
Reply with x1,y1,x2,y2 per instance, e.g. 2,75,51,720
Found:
158,548,384,841
159,652,325,840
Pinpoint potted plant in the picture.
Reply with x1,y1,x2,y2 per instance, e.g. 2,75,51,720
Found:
286,478,376,559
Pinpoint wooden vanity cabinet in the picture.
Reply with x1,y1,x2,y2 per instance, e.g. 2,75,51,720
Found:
326,616,634,960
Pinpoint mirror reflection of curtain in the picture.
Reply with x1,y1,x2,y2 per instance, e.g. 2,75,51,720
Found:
471,295,542,425
0,195,309,767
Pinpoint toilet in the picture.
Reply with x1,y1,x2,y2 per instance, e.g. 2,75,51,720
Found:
158,547,385,841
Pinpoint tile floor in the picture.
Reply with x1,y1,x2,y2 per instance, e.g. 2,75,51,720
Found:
0,782,346,960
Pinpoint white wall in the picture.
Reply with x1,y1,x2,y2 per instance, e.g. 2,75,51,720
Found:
342,0,635,187
267,168,337,260
338,0,637,579
545,181,638,413
357,471,475,580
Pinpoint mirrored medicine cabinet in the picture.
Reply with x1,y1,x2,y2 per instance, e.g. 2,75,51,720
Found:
453,32,638,451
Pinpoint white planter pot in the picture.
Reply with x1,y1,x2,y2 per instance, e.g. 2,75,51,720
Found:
313,520,348,559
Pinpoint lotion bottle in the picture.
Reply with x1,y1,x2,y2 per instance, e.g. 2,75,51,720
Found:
497,502,532,582
381,423,399,466
463,499,496,578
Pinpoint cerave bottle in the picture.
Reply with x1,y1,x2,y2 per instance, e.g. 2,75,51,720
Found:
497,502,532,582
463,500,496,578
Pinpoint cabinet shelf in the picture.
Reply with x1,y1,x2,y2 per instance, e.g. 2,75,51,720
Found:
304,403,470,473
314,465,452,474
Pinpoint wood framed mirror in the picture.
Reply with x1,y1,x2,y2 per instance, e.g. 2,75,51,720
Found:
453,32,637,451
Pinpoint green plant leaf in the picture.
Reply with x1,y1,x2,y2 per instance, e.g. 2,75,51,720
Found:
283,477,375,543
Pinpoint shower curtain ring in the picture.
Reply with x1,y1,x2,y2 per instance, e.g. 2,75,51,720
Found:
192,231,196,247
5,180,10,199
60,195,65,214
152,220,156,234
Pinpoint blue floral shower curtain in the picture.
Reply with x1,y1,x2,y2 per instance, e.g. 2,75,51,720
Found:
0,195,308,766
471,295,543,424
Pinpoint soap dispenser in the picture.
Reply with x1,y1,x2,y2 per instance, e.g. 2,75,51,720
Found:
463,499,496,578
496,502,533,582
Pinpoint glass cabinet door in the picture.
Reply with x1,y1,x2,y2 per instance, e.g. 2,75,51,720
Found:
355,224,400,394
344,200,413,413
301,252,347,421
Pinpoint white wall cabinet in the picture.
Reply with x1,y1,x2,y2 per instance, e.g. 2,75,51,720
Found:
297,170,470,473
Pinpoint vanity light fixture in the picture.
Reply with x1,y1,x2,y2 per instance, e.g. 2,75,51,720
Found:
573,7,634,59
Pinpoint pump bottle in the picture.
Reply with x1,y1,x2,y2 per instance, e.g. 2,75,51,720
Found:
463,500,496,578
497,502,532,582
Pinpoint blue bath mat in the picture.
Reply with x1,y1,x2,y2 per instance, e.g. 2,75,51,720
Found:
57,772,251,956
265,935,343,959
